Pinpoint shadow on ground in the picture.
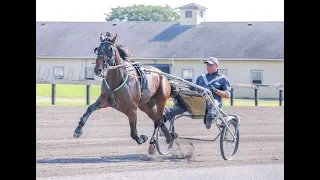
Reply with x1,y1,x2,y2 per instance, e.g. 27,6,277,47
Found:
36,153,200,164
178,136,219,142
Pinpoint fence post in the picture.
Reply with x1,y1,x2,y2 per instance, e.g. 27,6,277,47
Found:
254,88,258,106
230,88,234,106
52,84,56,105
86,85,90,105
279,89,283,106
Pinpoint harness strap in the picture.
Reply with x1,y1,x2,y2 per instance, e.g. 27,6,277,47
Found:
103,73,129,109
132,63,146,94
201,74,226,86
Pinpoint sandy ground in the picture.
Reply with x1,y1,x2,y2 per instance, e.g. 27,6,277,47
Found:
36,106,284,180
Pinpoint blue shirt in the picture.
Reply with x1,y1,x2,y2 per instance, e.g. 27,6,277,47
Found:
190,71,231,108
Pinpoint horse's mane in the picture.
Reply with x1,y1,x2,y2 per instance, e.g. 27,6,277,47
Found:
116,44,134,62
102,37,134,62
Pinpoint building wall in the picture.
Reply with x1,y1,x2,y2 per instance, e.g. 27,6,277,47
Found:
150,59,284,99
35,58,172,81
218,60,284,99
179,9,203,25
36,58,284,98
36,58,97,81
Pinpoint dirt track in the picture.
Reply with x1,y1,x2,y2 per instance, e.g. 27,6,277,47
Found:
36,106,284,180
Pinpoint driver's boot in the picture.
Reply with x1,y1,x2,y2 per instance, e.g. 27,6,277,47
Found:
205,111,217,129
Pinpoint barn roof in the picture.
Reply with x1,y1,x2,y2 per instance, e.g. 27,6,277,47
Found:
176,3,208,10
36,21,284,60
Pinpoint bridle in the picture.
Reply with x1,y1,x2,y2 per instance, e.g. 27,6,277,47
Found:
94,40,117,77
93,38,133,109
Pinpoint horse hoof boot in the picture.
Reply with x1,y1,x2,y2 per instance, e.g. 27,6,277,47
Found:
73,128,83,138
148,144,156,155
172,132,179,139
139,135,148,144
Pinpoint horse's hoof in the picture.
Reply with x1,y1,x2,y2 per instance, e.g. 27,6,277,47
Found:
73,128,83,138
148,144,156,155
139,135,148,144
172,132,179,139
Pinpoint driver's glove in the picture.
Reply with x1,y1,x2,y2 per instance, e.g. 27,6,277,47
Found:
209,85,217,94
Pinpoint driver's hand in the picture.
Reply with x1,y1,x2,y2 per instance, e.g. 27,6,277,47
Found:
209,85,217,93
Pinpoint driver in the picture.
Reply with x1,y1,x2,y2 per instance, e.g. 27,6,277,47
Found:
163,57,231,129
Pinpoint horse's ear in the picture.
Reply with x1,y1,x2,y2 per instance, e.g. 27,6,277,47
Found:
111,33,118,43
100,34,105,42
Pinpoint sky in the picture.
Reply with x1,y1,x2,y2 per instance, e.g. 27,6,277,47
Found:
36,0,284,22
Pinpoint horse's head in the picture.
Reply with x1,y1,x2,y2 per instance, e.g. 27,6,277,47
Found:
93,32,118,77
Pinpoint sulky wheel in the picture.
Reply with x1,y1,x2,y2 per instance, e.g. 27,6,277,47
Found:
220,119,240,160
155,117,176,155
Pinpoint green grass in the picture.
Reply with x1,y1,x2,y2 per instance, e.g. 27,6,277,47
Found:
36,84,101,99
36,101,91,106
222,99,284,107
36,84,283,107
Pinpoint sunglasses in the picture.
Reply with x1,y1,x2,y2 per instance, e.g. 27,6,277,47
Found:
206,63,216,67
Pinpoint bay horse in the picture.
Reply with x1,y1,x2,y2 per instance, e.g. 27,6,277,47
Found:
73,33,174,154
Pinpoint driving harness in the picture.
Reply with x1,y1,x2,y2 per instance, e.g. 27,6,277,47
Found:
97,40,147,109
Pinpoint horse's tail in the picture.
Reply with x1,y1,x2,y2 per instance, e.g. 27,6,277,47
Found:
169,82,179,98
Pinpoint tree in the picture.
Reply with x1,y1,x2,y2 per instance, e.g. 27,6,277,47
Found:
105,4,179,22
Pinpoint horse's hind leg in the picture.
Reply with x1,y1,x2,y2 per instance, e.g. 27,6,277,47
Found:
126,110,148,144
152,77,173,144
139,98,172,155
73,95,109,138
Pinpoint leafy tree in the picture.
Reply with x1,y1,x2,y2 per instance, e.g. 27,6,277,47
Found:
105,4,179,22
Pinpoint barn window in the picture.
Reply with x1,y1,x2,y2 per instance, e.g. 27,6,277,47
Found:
185,11,192,18
182,69,194,82
250,70,263,84
219,69,228,77
85,67,95,80
199,11,204,18
53,67,64,79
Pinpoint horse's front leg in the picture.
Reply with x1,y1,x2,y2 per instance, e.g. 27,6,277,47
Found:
73,96,109,138
127,110,148,144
